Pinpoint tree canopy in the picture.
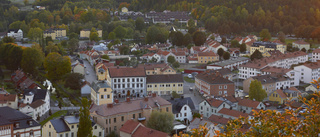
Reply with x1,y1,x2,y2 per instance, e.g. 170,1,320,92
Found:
77,98,93,137
193,31,206,46
249,80,267,102
147,111,174,133
250,50,263,61
44,52,71,81
21,47,44,77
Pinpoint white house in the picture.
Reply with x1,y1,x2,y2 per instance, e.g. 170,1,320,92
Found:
187,118,217,137
292,40,310,50
205,39,228,53
19,89,50,120
7,29,23,41
312,49,320,62
168,97,195,123
294,61,320,83
199,98,232,118
238,51,308,79
81,81,91,97
260,66,301,86
172,51,186,63
207,57,249,71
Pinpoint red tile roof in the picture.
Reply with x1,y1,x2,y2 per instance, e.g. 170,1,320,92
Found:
274,89,287,98
293,40,309,45
206,98,224,107
157,50,170,56
108,67,146,77
172,51,186,56
0,94,17,102
300,60,320,69
197,52,217,57
132,125,168,137
119,120,140,134
236,98,261,108
313,48,320,53
208,114,229,125
260,66,292,74
218,108,249,118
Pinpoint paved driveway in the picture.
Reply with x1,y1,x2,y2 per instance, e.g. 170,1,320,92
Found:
83,60,97,83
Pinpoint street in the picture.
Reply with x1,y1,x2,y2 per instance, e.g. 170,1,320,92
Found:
83,60,97,84
182,74,204,111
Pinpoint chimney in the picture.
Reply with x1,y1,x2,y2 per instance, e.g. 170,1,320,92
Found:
107,103,113,108
144,97,148,102
126,97,130,102
152,93,157,97
114,99,119,103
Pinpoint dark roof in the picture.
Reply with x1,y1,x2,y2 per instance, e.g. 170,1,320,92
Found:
0,107,40,128
50,118,71,133
147,74,183,83
250,74,289,84
252,41,277,48
23,89,47,103
8,29,19,33
195,70,233,85
29,100,45,108
208,115,229,125
167,97,195,114
91,81,110,93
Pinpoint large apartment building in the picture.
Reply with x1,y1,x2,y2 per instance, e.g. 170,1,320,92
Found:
43,28,66,40
312,49,320,62
91,81,113,105
107,67,146,98
195,70,235,97
239,51,308,79
90,94,172,135
294,61,320,83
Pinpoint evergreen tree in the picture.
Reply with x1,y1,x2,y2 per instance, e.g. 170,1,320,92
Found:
217,48,225,57
77,98,93,137
250,50,263,61
240,43,246,52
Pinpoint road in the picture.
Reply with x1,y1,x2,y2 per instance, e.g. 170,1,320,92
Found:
83,60,97,83
182,74,204,111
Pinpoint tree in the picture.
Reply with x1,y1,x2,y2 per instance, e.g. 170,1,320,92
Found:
249,80,267,102
260,29,271,41
77,98,93,137
240,43,246,52
68,38,79,55
146,26,168,44
187,19,196,28
135,17,145,32
170,31,184,46
2,36,14,43
113,26,127,39
167,56,176,64
301,48,307,52
44,52,71,81
1,44,23,71
171,91,180,98
193,31,206,46
183,33,192,46
69,33,79,40
149,57,157,63
221,37,227,44
108,32,116,40
27,27,43,42
250,50,263,61
231,40,240,48
24,0,28,5
45,42,59,54
217,48,225,57
278,31,286,43
64,73,84,90
101,55,109,60
89,28,100,42
21,47,44,77
172,61,180,68
223,52,230,60
147,111,174,133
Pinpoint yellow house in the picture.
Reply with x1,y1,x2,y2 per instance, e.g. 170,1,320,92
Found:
43,28,67,40
197,52,219,64
80,29,102,38
121,7,128,13
262,50,284,57
91,81,113,105
250,42,286,55
73,63,85,75
42,115,104,137
95,62,115,81
146,74,184,96
138,63,176,75
269,89,287,104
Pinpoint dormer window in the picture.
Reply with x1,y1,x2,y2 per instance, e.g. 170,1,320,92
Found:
15,123,20,128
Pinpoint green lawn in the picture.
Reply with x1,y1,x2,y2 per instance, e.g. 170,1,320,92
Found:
184,77,195,83
285,39,297,45
40,110,68,125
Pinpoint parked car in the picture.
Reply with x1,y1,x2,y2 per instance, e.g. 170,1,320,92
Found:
264,102,271,107
189,87,193,91
187,74,193,78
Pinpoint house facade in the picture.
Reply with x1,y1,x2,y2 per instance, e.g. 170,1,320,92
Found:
293,61,320,83
292,40,310,50
91,81,113,105
80,29,102,38
90,94,172,135
107,67,147,98
42,115,105,137
249,41,286,55
197,52,219,64
138,63,176,75
146,74,184,95
43,28,67,40
206,57,249,71
312,49,320,62
168,97,195,123
7,29,23,41
0,94,18,109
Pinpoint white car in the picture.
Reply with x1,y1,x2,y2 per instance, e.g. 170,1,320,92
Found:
187,74,193,78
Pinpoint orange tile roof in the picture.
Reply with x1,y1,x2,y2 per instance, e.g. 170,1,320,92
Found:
274,89,287,98
260,66,292,74
236,98,261,108
132,125,168,137
108,67,146,77
313,48,320,53
206,98,224,107
208,114,229,125
0,94,17,102
301,60,320,69
197,52,217,57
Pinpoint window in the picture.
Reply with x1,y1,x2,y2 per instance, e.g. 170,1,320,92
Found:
184,113,187,116
101,95,103,99
219,86,222,89
166,107,169,112
127,78,130,82
201,106,203,110
184,106,187,110
139,113,142,118
49,132,51,137
173,84,175,87
121,116,124,121
132,84,135,87
99,132,101,137
114,118,116,123
219,91,222,95
224,91,227,94
155,85,157,87
133,114,136,119
114,126,117,131
49,125,51,128
224,85,227,89
30,130,34,135
66,133,69,137
95,126,97,129
104,89,107,91
107,95,110,98
176,114,179,117
132,78,135,82
72,125,74,129
60,134,62,137
114,79,116,82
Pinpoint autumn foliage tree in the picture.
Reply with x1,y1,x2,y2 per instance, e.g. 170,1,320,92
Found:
44,52,71,81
